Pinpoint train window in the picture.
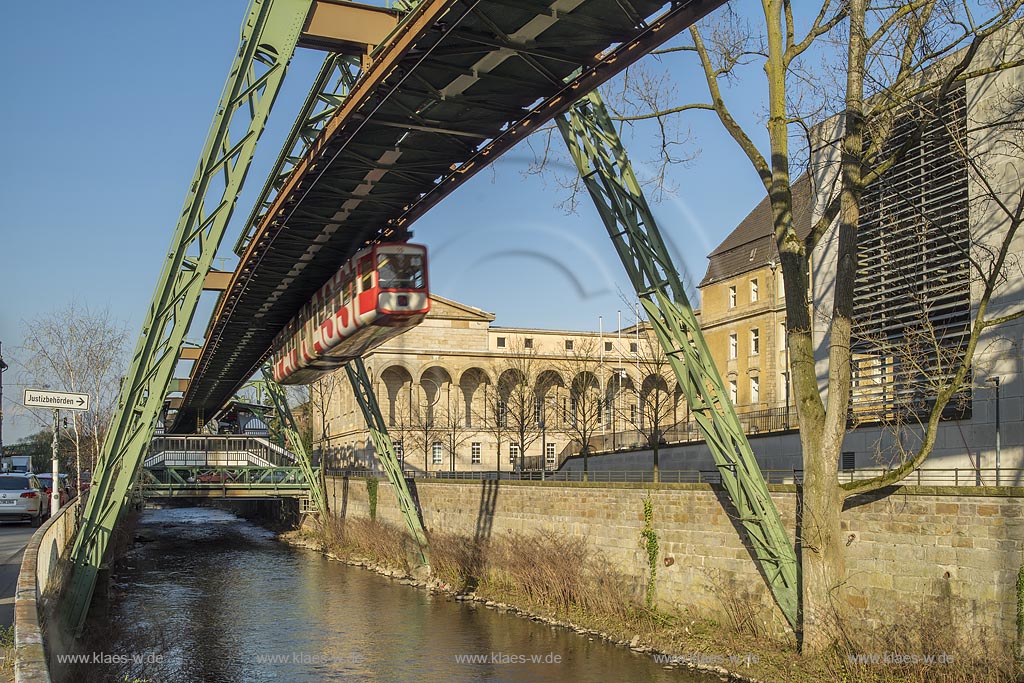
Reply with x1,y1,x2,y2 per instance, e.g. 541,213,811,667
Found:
378,252,424,289
359,255,374,292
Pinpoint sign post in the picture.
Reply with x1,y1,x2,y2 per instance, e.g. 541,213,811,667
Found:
51,410,59,519
25,389,90,518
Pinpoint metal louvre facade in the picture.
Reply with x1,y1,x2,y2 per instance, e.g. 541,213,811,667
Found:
850,82,972,421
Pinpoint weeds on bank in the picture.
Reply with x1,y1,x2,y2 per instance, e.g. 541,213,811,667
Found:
0,624,13,677
310,516,1021,683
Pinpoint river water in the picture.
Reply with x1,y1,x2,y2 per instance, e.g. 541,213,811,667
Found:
89,507,720,683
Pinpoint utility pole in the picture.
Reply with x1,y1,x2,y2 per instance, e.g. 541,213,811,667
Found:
51,409,60,517
0,341,8,459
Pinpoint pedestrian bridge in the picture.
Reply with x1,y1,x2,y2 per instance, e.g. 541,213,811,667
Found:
142,435,312,500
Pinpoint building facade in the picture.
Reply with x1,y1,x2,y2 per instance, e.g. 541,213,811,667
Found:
318,295,687,473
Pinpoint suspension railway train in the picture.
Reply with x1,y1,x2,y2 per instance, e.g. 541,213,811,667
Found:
270,242,429,385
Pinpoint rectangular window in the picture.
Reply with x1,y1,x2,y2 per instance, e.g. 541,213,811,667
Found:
431,442,443,465
750,278,759,303
750,328,760,355
630,404,638,424
605,341,613,352
630,341,638,354
779,321,787,350
509,443,520,464
377,251,424,289
729,333,738,360
359,255,374,292
534,402,542,424
497,400,507,428
471,442,481,464
496,336,506,348
729,379,738,404
750,376,760,404
841,451,856,471
524,338,534,349
728,285,737,308
565,339,574,351
545,442,556,465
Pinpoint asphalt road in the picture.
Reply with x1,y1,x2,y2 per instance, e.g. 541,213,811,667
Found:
0,522,38,628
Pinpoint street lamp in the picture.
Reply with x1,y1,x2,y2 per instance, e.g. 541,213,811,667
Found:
988,376,1001,486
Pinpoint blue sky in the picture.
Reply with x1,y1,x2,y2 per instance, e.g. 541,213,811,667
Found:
0,0,777,440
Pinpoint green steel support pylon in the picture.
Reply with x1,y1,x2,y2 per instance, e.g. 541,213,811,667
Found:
345,357,430,566
63,0,314,633
254,367,329,519
556,92,799,630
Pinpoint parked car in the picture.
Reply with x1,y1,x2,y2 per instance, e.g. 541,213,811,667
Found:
0,474,49,525
36,474,73,507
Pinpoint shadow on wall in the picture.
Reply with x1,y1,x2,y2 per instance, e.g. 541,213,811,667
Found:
709,485,794,635
475,479,499,545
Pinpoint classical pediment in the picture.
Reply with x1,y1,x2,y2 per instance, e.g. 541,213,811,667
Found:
427,294,496,322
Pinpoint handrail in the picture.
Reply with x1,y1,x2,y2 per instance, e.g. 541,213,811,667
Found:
325,467,1020,486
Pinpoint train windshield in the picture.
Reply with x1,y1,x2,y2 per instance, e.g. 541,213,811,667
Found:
377,252,424,289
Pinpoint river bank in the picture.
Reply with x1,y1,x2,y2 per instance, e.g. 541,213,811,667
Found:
284,515,1012,683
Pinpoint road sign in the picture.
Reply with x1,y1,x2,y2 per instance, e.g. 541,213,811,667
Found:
24,389,90,411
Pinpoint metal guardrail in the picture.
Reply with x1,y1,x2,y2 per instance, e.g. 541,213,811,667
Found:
147,436,297,468
140,466,310,496
325,467,1020,486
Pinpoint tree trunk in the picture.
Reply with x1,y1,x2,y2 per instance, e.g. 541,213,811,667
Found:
798,427,845,651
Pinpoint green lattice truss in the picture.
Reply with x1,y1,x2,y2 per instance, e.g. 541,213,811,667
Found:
248,366,329,519
345,358,430,566
62,0,315,633
557,91,799,630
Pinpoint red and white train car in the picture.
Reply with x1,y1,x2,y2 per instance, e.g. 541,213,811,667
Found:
270,243,430,385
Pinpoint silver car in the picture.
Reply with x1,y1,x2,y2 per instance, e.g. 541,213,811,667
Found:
0,474,49,525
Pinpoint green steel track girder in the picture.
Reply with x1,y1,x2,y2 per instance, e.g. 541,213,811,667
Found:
63,0,314,633
556,91,799,630
345,357,430,566
255,366,329,518
234,53,362,256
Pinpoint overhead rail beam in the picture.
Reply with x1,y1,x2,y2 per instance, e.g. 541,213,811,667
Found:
171,0,729,433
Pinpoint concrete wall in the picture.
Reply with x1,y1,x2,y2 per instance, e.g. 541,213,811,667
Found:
327,475,1024,648
16,497,84,683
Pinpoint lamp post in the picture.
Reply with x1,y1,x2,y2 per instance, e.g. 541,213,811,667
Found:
988,376,1001,486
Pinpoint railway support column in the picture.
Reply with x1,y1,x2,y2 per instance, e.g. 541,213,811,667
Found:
63,0,315,633
256,367,329,520
556,91,799,630
345,357,430,567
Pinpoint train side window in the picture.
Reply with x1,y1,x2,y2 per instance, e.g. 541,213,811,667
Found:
359,255,374,292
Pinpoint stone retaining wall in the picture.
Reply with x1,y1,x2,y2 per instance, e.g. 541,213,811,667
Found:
326,476,1024,647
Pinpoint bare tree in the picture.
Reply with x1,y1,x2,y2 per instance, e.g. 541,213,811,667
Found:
493,340,544,472
484,375,512,474
16,303,129,488
620,321,675,482
554,338,604,480
582,0,1024,651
